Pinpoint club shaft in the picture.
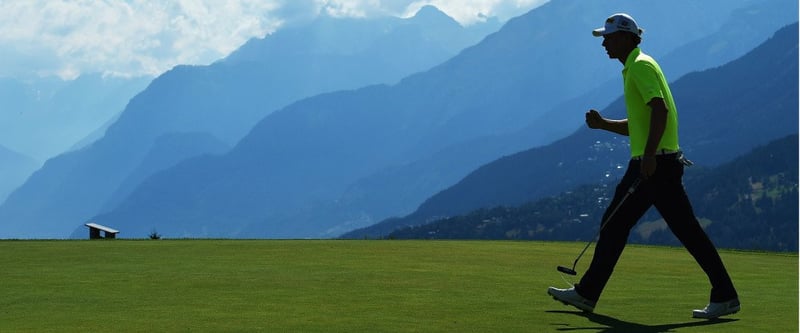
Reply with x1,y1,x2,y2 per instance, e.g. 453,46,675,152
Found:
568,178,641,271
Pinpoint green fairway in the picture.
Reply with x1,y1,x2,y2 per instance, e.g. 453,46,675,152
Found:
0,240,796,332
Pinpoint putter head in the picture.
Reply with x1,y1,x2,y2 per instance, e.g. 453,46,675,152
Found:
557,266,577,276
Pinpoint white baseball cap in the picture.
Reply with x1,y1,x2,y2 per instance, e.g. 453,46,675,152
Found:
592,13,643,37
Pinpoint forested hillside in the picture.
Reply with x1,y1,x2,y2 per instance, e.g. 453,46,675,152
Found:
388,135,798,252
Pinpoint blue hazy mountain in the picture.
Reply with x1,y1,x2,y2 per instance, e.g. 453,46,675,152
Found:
99,132,231,214
347,22,799,238
0,144,38,204
0,74,152,161
0,74,151,201
331,0,798,236
86,0,792,239
225,5,501,89
0,6,502,238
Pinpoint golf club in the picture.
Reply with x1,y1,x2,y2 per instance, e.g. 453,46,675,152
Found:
557,178,642,276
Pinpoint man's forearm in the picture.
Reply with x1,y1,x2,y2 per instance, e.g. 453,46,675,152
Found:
602,119,629,136
644,99,669,156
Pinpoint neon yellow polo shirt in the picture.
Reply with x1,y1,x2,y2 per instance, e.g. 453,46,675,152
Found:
622,48,680,157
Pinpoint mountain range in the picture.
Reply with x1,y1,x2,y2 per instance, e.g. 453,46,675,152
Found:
0,0,796,242
95,0,796,240
0,74,151,203
0,6,501,238
347,21,799,239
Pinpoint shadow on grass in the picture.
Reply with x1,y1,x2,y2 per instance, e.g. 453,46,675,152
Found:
547,310,738,333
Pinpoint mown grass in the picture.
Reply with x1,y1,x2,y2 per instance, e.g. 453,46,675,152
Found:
0,240,796,332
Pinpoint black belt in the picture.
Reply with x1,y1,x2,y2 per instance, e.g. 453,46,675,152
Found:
631,149,680,160
632,151,694,166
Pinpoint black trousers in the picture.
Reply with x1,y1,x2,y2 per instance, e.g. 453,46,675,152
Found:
576,154,738,303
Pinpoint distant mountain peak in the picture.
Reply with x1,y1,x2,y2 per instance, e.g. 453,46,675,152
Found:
411,5,460,26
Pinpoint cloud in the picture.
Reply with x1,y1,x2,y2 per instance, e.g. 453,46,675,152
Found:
0,0,547,79
0,0,283,79
312,0,547,24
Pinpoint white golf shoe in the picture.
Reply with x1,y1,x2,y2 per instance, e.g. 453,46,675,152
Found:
692,299,740,319
547,286,596,313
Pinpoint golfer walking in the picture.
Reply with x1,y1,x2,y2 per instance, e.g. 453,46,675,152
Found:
548,13,740,319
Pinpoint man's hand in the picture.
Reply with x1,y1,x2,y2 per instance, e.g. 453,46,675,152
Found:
640,156,657,179
585,109,605,129
585,109,629,135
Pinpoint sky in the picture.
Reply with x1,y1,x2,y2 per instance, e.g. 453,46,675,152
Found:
0,0,548,80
